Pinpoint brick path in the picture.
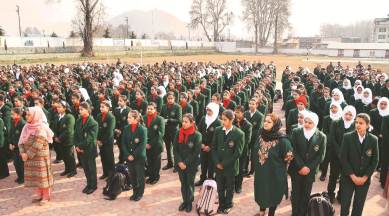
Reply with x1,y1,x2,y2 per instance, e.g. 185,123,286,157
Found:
0,100,388,216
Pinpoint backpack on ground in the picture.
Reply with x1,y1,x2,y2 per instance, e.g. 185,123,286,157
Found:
196,179,218,216
306,192,335,216
102,172,126,200
115,163,132,191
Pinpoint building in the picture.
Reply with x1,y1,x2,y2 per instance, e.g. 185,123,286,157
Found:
373,16,389,43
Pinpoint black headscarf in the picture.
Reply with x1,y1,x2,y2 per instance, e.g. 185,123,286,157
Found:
260,117,283,142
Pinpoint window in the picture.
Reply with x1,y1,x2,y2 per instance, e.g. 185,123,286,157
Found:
369,51,375,57
378,35,386,39
379,27,387,32
338,49,344,57
353,49,360,57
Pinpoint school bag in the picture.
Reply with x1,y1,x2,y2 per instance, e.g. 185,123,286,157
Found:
102,172,126,200
115,163,132,191
306,192,335,216
196,179,218,216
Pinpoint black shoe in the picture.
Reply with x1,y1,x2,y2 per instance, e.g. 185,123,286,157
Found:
99,175,108,180
60,171,69,176
162,164,173,170
178,202,186,211
82,186,89,193
235,188,242,194
319,174,326,181
53,159,62,164
149,179,159,185
195,180,204,187
85,187,97,194
129,194,136,200
217,207,224,214
132,195,142,201
185,203,192,213
67,171,77,178
223,207,232,214
16,178,24,184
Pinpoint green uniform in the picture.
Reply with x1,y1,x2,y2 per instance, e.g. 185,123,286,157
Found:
9,118,26,181
113,106,130,163
0,118,7,178
253,137,293,208
160,103,182,167
147,95,163,113
193,93,206,122
97,112,116,176
288,128,326,216
233,119,252,192
181,103,193,115
131,99,148,115
244,110,264,173
54,113,76,174
212,126,244,210
121,124,147,198
340,131,379,216
173,130,202,205
74,116,99,189
143,114,165,181
189,100,199,121
380,116,389,187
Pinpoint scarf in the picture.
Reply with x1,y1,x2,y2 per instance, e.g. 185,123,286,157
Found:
82,116,88,125
223,99,230,109
353,85,364,101
181,101,187,110
14,117,20,127
131,123,138,133
303,111,318,140
342,105,356,129
361,88,372,105
329,102,343,121
205,102,220,129
260,118,283,142
101,112,107,122
18,107,54,145
178,125,196,144
146,112,157,127
378,97,389,117
136,98,143,108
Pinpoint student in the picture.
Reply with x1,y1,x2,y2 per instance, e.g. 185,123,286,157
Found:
54,101,77,178
174,113,202,213
179,92,193,115
0,110,7,180
160,92,182,171
131,90,148,115
121,110,147,201
147,86,163,113
222,91,237,111
289,111,326,216
380,102,389,188
96,100,116,179
74,102,99,194
286,95,307,134
143,102,165,185
113,95,130,164
340,113,379,216
8,107,26,184
195,102,221,186
212,110,244,214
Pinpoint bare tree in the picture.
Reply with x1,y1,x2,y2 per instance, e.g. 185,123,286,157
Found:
0,26,5,36
190,0,232,42
320,20,373,42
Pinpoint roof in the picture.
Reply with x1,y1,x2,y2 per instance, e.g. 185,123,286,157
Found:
327,42,389,50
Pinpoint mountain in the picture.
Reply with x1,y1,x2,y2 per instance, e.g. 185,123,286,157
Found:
108,9,189,39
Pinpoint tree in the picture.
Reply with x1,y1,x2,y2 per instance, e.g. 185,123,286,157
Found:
190,0,233,42
103,27,111,38
130,31,137,39
51,32,58,37
0,26,5,36
141,33,147,39
69,30,77,38
320,20,373,42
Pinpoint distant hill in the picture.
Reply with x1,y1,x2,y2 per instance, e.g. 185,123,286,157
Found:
108,9,189,39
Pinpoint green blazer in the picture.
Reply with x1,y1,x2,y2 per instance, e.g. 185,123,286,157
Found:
328,119,355,157
198,116,222,146
181,103,193,115
147,95,163,113
143,115,165,153
97,112,116,145
201,87,212,105
120,124,147,161
380,116,389,165
9,118,26,147
211,126,245,176
234,119,253,153
189,100,199,120
340,131,378,179
286,108,300,134
113,106,130,130
131,100,148,115
74,116,99,158
160,103,182,130
0,119,4,148
288,128,327,181
55,113,75,146
173,131,202,172
194,93,206,117
244,110,264,146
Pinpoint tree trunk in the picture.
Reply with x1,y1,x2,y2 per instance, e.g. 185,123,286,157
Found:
81,0,95,57
273,14,278,54
254,24,258,54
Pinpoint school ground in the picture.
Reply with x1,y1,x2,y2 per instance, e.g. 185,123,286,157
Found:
0,98,387,216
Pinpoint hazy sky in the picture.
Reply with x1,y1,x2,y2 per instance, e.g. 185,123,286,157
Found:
1,0,389,38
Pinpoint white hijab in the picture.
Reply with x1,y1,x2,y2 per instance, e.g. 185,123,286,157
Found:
331,88,345,104
342,105,356,129
298,110,308,128
205,102,220,129
378,97,389,117
157,86,167,98
342,79,352,90
361,88,373,105
329,102,343,121
353,84,364,101
303,111,319,140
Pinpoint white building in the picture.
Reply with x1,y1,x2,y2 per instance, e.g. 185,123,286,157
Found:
373,16,389,43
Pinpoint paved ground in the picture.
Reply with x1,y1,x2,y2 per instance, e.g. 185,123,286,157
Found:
0,101,388,216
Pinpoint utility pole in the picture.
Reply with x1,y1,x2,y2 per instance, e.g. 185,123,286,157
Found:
125,17,129,39
16,5,22,37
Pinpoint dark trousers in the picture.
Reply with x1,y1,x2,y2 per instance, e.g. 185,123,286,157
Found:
199,151,214,181
291,173,314,216
178,169,196,204
99,143,115,176
12,149,24,180
260,206,277,216
216,173,235,209
80,156,97,188
146,148,161,180
320,146,331,176
53,141,63,161
235,153,246,190
63,145,76,173
117,134,125,163
128,159,145,197
0,146,9,177
340,176,369,216
327,152,342,197
163,128,176,165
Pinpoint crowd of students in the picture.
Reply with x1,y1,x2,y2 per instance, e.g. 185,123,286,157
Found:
0,59,387,215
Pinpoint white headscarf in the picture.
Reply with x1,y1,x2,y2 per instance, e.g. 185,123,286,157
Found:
205,102,220,129
303,111,319,140
157,86,166,98
298,110,308,128
342,79,352,90
331,88,345,104
342,105,356,129
329,102,343,121
378,97,389,117
361,88,373,105
353,84,364,101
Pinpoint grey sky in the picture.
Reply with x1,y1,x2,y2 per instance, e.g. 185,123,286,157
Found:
1,0,388,38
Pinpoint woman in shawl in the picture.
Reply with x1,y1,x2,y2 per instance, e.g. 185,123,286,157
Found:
195,102,221,186
253,113,293,216
18,106,54,206
377,97,389,187
325,88,347,116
